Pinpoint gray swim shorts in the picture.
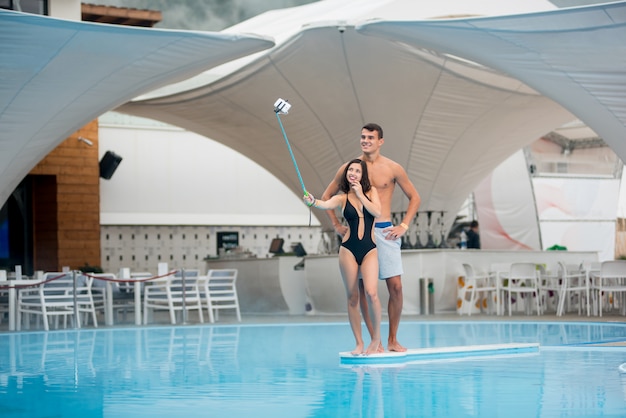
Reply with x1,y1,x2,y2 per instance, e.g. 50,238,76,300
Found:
374,222,403,280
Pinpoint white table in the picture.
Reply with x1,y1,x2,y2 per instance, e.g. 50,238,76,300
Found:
0,279,37,331
104,280,142,326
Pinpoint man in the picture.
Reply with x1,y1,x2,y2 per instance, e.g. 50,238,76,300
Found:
466,220,481,249
321,123,421,352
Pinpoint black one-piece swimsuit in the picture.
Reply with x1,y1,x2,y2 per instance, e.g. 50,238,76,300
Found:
341,198,376,265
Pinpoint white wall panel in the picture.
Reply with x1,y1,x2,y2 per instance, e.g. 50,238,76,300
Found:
99,120,318,226
101,225,324,273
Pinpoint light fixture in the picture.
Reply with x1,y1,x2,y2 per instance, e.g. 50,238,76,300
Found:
77,136,93,146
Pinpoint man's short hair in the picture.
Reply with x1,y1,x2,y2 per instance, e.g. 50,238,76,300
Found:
362,123,383,139
470,220,479,228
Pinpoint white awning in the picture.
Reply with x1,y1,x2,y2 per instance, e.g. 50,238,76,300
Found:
357,0,626,174
0,9,273,206
118,0,580,230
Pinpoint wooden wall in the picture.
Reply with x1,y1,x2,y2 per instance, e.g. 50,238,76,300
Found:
29,120,101,271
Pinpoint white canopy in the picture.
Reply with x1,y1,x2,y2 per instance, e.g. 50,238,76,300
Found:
4,0,624,234
357,0,626,173
0,9,273,207
117,0,595,231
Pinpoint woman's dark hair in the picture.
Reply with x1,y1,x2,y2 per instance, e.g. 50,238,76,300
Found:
339,159,371,194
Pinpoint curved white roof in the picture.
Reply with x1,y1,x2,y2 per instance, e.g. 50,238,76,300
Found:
3,0,624,233
119,0,598,230
0,9,273,207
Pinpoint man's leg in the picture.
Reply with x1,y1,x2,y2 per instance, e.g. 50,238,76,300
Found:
385,275,406,352
373,227,404,351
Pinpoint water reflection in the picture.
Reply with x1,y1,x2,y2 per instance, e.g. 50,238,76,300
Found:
418,321,621,348
344,363,407,418
0,322,624,417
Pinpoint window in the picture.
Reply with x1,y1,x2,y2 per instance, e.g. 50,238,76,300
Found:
0,0,48,15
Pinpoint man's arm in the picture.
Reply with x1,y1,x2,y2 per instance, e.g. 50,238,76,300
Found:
388,163,421,238
321,164,348,236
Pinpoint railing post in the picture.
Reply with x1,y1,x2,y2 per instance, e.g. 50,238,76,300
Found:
3,270,17,331
72,270,78,329
181,268,187,324
134,279,141,326
105,279,114,326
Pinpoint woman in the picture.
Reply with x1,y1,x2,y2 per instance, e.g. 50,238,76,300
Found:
304,159,382,355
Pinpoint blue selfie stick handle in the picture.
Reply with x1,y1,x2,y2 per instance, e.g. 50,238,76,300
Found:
275,111,308,195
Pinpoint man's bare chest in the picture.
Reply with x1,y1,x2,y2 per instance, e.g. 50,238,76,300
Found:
369,170,395,191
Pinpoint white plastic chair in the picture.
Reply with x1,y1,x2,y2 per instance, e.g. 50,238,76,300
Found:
143,272,204,325
555,262,590,317
460,263,497,315
90,273,110,318
201,269,241,323
489,263,511,315
17,272,98,331
502,263,541,316
592,260,626,317
537,263,561,314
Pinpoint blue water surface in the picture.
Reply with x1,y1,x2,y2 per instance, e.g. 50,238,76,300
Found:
1,321,625,417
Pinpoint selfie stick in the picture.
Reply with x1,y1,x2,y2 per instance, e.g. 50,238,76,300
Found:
274,98,308,195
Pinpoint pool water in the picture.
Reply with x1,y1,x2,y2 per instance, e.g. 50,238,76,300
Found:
1,321,625,417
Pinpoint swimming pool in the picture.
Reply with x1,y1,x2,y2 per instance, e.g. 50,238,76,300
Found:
1,321,625,417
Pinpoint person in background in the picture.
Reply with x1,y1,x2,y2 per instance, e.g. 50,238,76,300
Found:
321,123,421,352
304,159,382,355
467,220,481,249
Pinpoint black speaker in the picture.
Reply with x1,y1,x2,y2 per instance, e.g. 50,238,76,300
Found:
99,151,123,180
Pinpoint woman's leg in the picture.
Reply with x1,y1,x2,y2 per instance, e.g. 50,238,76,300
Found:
338,248,364,354
360,250,382,355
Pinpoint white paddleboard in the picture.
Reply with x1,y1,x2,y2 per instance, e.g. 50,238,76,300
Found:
339,342,539,364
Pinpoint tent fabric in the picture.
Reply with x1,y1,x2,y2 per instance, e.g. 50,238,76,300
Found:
534,176,619,260
474,151,542,251
137,0,556,98
118,0,579,232
357,0,626,173
0,9,274,207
